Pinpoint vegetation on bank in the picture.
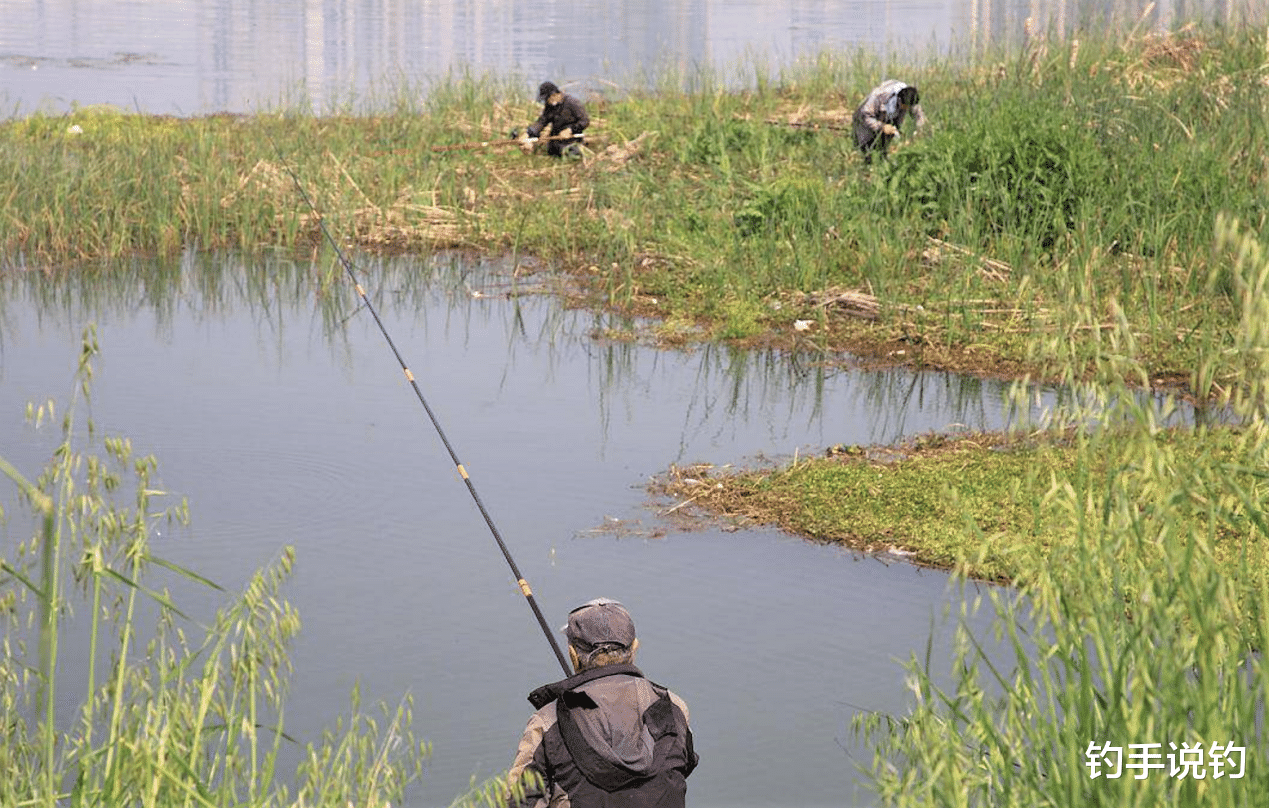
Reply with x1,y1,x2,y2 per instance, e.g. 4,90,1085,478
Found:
0,334,430,807
3,19,1269,808
656,423,1269,584
657,216,1269,589
1,26,1266,397
657,169,1269,807
845,302,1269,806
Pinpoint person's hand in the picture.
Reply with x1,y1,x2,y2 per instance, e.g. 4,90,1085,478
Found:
519,135,535,154
882,124,899,136
556,127,572,140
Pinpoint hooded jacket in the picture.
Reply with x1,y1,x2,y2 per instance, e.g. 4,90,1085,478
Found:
852,78,927,152
508,664,698,808
525,94,590,142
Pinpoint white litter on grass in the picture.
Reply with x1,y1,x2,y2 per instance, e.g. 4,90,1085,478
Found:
67,124,83,135
794,319,813,331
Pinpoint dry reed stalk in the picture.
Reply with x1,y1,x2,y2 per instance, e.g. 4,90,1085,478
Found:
804,287,881,320
596,131,657,169
924,237,1013,282
221,158,292,208
354,202,472,247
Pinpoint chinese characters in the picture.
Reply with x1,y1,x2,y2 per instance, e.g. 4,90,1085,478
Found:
1085,741,1246,780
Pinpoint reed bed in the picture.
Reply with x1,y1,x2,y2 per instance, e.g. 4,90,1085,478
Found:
851,365,1269,806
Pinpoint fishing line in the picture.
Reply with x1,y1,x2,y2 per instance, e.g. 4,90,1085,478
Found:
267,132,572,677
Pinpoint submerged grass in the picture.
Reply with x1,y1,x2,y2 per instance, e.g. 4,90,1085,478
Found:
2,25,1266,397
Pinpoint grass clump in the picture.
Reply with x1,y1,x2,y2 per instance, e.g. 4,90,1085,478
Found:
658,424,1269,585
851,392,1269,805
855,509,1269,806
0,330,429,808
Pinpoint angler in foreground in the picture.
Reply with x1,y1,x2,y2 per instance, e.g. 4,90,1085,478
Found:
507,598,698,807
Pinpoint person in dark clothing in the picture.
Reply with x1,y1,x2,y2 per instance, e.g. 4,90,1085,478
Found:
517,81,589,158
507,598,698,808
852,79,927,163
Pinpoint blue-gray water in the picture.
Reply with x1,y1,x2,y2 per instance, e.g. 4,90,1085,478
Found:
1,0,1252,116
1,254,1028,806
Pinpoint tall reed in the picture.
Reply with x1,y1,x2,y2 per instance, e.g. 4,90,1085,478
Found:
853,221,1269,806
0,329,429,807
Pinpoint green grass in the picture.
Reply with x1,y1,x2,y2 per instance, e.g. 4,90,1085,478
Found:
671,425,1269,585
0,329,429,808
1,26,1266,398
656,210,1269,808
851,398,1269,805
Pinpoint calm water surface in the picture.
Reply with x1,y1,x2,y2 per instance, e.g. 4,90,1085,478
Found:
0,0,1249,115
1,255,1033,806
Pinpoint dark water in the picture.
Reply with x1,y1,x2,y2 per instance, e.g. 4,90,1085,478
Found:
1,254,1030,806
0,0,1251,116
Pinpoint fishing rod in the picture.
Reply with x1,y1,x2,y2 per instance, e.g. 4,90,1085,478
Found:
266,132,573,677
363,131,589,157
429,131,588,153
429,137,522,152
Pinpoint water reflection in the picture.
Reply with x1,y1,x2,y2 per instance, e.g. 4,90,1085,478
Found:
1,0,1256,116
1,253,1032,807
3,252,1023,451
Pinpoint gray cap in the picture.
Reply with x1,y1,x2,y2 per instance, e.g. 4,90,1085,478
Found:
562,598,636,651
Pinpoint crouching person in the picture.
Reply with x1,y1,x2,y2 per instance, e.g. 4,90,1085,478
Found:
517,81,589,158
852,79,927,163
507,598,698,807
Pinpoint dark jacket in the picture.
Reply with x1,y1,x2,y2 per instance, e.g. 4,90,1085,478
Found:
526,94,590,154
509,664,698,808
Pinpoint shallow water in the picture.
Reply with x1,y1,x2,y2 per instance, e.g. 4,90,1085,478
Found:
1,253,1032,806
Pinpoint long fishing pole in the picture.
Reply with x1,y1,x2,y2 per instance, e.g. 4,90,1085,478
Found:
266,132,573,677
362,131,589,157
429,131,588,153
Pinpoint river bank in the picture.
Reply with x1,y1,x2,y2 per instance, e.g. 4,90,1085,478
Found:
5,23,1268,584
1,27,1264,396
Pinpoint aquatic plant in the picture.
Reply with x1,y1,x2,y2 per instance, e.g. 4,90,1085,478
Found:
850,215,1269,807
0,329,429,807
